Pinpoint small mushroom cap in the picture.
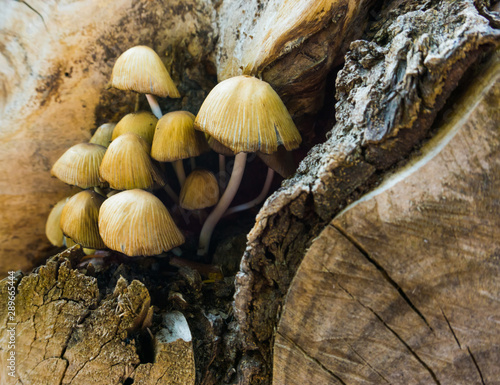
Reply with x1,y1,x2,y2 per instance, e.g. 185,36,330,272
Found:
99,189,185,256
110,45,180,98
60,190,106,249
46,197,70,247
99,133,164,190
151,111,209,162
112,111,158,146
206,134,234,157
194,75,301,154
180,169,219,210
51,143,107,188
89,123,116,148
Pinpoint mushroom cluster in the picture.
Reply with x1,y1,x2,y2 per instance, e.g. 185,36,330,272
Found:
46,45,301,260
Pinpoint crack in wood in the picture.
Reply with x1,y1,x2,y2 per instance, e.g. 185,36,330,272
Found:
342,339,391,384
277,331,347,385
15,0,48,30
330,222,434,332
334,281,442,385
439,307,461,349
467,347,486,385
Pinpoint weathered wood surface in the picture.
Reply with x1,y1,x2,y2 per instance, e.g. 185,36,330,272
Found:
0,248,197,385
274,51,500,384
234,1,500,382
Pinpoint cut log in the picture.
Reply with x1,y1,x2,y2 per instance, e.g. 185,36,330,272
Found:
274,50,500,384
234,1,500,382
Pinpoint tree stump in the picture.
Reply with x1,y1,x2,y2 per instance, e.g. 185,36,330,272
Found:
274,51,500,384
0,0,499,384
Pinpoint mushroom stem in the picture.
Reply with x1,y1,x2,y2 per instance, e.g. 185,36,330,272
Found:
146,94,163,119
197,152,247,256
224,167,274,217
173,160,186,187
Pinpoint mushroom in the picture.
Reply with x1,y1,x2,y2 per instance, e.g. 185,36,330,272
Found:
60,190,106,249
98,189,185,256
99,133,164,191
194,75,301,255
151,111,209,187
110,45,180,119
45,197,70,247
89,123,116,148
180,169,219,210
112,111,158,146
51,143,107,189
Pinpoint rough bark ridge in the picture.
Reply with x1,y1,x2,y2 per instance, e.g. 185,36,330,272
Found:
234,0,500,381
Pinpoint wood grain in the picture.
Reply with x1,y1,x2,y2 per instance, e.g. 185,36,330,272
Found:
274,52,500,384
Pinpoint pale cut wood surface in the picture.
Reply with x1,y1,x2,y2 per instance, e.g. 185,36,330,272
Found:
274,54,500,384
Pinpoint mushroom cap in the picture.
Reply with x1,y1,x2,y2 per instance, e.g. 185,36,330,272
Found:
46,197,69,247
112,111,158,146
151,111,209,162
60,190,106,249
180,169,219,210
194,75,301,154
51,143,107,188
99,189,185,256
89,123,116,148
99,133,164,190
110,45,180,98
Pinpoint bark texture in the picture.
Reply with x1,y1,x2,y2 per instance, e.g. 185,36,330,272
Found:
0,247,196,385
234,0,500,382
274,50,500,385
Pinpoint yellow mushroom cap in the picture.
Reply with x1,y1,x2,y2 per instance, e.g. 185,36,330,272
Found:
257,146,296,178
51,143,107,188
99,133,164,190
180,170,219,210
112,111,158,146
46,197,70,247
89,123,116,148
110,45,180,98
194,75,301,154
99,189,185,256
60,190,106,249
151,111,209,162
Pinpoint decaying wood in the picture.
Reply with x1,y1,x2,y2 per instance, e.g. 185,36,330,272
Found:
0,247,197,385
215,0,375,115
234,0,500,382
274,51,500,384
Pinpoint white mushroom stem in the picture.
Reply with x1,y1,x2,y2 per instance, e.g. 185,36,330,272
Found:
197,152,247,256
223,167,274,217
173,160,186,187
146,93,163,119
